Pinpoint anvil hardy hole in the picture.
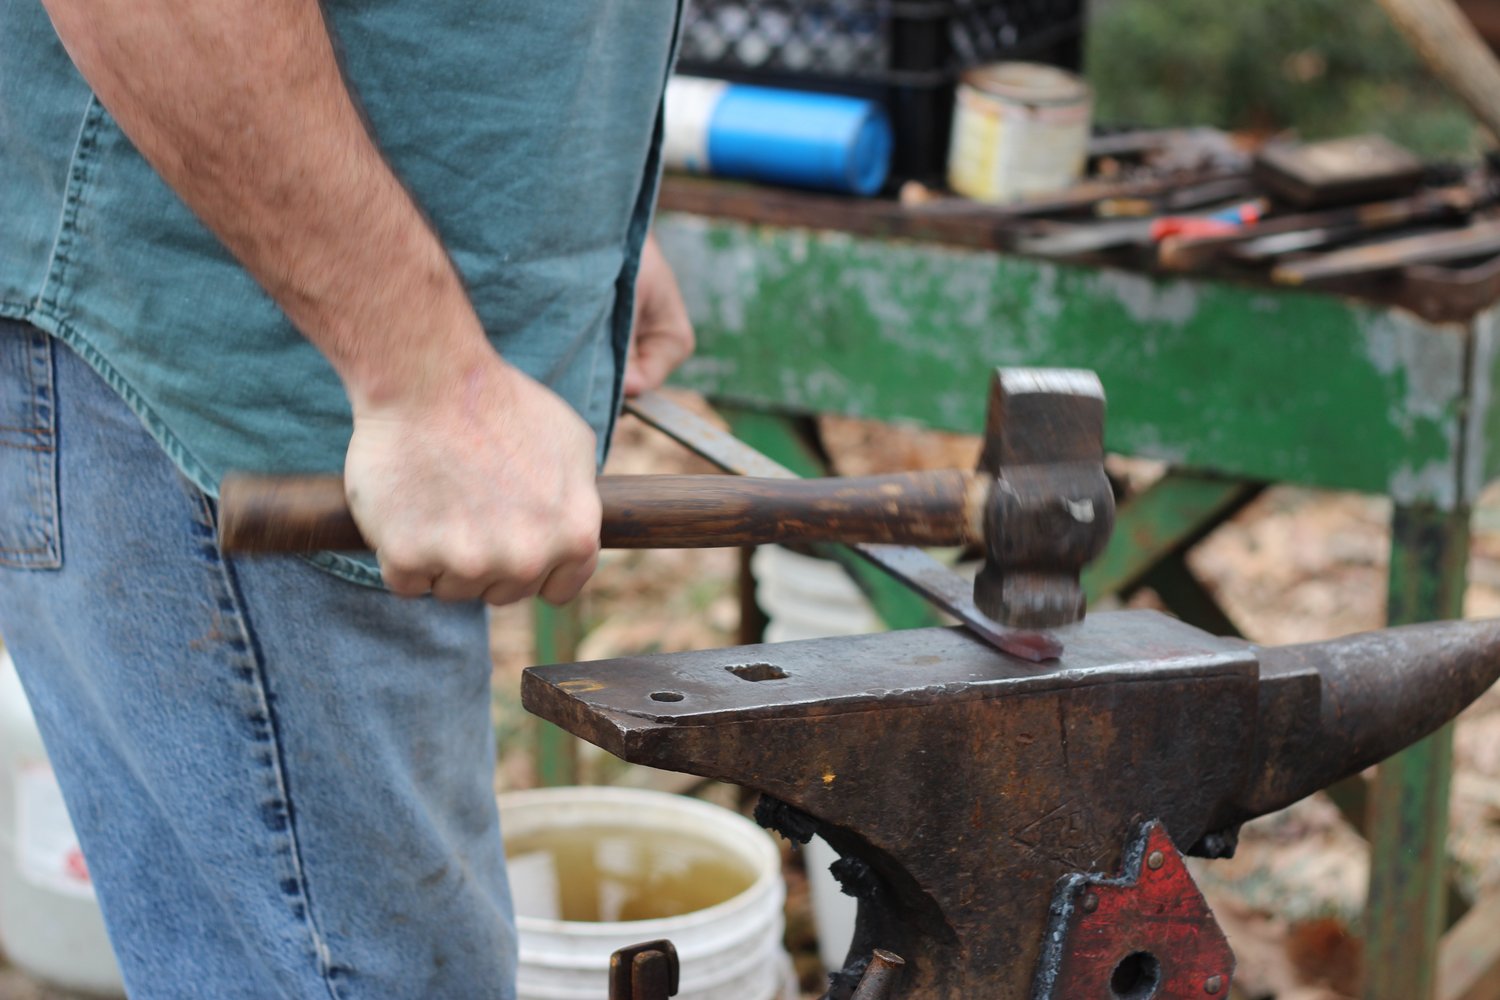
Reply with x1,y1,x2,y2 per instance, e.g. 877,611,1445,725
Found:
726,662,788,682
1109,952,1161,1000
649,691,685,703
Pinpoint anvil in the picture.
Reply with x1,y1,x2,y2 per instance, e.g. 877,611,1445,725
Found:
524,610,1500,999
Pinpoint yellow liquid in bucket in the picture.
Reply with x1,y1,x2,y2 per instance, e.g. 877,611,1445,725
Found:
506,825,757,923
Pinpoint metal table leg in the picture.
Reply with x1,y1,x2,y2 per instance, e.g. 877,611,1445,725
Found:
532,600,584,786
1365,503,1472,1000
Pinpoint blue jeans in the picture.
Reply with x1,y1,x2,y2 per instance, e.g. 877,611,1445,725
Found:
0,319,517,999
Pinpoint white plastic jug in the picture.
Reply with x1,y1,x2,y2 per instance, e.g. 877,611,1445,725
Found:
0,648,125,997
750,546,870,972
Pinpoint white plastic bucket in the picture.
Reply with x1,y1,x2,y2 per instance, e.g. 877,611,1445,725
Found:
500,786,791,1000
805,836,857,975
0,648,125,997
750,546,868,973
751,546,883,645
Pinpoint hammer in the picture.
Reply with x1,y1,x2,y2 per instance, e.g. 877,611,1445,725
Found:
217,369,1114,629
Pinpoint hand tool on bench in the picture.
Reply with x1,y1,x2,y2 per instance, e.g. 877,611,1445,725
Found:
1254,135,1425,208
1400,253,1500,320
905,172,1255,221
528,610,1500,999
1156,185,1476,271
1272,217,1500,285
217,368,1114,657
1013,199,1260,257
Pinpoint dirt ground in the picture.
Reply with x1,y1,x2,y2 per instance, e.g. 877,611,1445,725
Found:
6,392,1500,998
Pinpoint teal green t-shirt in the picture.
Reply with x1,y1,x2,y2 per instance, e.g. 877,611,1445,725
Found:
0,1,681,585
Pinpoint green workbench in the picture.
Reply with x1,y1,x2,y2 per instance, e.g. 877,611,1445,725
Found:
645,177,1500,1000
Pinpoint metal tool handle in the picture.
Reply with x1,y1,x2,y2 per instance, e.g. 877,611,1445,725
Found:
216,470,986,554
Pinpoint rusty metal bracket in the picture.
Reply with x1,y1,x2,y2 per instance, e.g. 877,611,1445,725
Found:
1032,821,1234,999
608,940,680,1000
850,950,908,999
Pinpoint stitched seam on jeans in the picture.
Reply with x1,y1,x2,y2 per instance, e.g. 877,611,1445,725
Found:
195,492,347,1000
0,324,62,568
30,332,61,567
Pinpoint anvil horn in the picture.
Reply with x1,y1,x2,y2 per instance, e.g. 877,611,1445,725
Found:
1225,618,1500,826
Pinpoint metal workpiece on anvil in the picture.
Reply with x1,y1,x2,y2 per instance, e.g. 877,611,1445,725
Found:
622,367,1112,661
214,365,1112,645
523,612,1500,999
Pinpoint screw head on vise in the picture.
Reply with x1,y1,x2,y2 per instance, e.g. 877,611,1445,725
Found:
973,368,1114,629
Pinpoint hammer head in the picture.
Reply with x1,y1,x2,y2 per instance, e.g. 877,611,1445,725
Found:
973,369,1114,628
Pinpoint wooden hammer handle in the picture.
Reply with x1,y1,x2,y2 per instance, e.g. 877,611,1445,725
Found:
217,471,988,554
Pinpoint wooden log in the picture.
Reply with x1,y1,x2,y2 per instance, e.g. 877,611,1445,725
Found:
1437,890,1500,1000
1457,0,1500,53
1375,0,1500,141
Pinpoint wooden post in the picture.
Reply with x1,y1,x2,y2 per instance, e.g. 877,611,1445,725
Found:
1373,0,1500,141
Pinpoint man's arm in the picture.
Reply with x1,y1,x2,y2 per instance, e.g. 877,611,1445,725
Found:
625,235,696,398
42,0,602,604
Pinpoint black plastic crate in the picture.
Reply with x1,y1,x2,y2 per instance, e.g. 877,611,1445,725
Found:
676,0,1087,185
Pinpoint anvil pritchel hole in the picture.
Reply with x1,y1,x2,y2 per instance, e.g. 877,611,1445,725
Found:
1109,951,1161,999
649,691,685,703
726,662,788,682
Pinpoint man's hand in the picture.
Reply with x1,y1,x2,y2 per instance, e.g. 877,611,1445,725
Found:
42,0,604,604
345,347,601,606
624,235,695,397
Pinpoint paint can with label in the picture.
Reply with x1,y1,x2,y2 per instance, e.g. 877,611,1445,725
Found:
946,62,1092,204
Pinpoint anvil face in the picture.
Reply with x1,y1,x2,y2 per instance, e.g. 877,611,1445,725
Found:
525,612,1262,999
524,611,1253,736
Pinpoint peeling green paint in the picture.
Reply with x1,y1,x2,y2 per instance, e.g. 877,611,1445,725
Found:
1467,308,1500,503
1364,504,1471,1000
1083,473,1259,601
659,213,1473,507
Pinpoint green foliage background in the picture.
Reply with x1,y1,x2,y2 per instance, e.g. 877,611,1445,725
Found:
1083,0,1481,157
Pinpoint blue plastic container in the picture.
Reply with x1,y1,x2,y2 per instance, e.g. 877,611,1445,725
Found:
664,77,893,196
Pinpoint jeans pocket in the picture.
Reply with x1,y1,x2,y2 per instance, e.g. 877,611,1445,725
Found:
0,320,61,570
